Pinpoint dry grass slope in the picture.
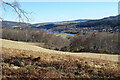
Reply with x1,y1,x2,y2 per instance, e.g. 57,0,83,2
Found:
1,39,119,62
1,39,120,79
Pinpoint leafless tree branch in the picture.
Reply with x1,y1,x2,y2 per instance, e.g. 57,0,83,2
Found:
0,0,29,23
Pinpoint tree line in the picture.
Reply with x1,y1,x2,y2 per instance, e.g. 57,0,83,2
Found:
2,28,70,50
2,28,120,54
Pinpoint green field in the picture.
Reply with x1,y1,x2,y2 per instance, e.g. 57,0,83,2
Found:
50,33,74,38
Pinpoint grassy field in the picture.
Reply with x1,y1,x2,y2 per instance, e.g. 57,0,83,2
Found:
1,39,120,79
51,33,74,38
1,39,119,62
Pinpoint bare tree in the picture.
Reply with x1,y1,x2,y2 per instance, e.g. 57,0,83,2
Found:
0,0,29,22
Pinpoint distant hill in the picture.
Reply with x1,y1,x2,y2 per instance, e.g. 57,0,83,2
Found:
100,15,119,20
31,23,59,29
2,15,119,30
75,15,119,28
1,19,91,29
31,19,91,29
2,21,35,29
49,15,119,33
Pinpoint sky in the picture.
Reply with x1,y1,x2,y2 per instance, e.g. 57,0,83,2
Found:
4,0,120,2
2,2,118,24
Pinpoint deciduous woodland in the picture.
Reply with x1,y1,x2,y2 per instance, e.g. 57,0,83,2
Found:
2,28,120,54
